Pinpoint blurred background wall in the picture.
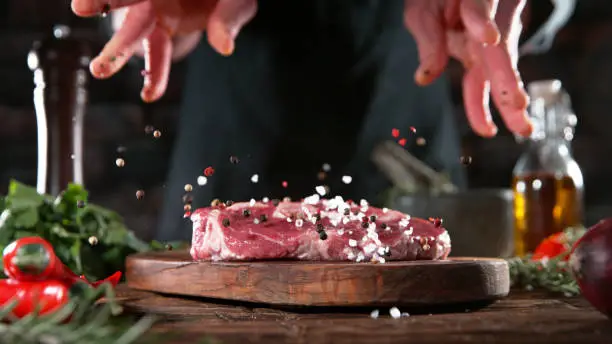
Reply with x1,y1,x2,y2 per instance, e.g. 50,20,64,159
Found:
0,0,611,239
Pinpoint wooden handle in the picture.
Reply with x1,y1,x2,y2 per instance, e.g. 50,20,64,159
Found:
29,25,91,195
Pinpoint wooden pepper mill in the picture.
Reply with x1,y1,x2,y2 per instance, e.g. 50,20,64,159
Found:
28,25,91,195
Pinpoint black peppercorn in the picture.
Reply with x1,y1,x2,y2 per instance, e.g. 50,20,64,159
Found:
222,218,230,227
243,209,251,217
182,194,193,204
226,200,234,206
369,215,377,222
316,223,324,232
343,209,350,216
260,214,268,222
384,250,391,257
361,222,369,229
380,223,387,230
319,231,328,240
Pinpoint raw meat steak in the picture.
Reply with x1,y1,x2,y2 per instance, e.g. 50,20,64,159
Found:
190,195,451,262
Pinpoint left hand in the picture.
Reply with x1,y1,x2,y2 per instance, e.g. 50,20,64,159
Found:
404,0,532,138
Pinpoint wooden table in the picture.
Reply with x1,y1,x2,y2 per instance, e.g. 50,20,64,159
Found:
115,285,612,344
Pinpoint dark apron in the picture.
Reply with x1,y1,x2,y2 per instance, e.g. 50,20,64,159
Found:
156,0,466,241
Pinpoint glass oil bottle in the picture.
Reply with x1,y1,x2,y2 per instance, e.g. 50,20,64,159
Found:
512,80,584,256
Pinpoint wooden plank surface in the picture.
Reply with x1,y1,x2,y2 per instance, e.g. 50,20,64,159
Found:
114,286,612,344
126,250,509,306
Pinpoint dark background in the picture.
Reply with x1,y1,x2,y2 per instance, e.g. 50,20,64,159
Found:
0,0,611,240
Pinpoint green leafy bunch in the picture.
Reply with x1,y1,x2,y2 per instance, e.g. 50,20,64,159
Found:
0,180,167,281
507,226,587,296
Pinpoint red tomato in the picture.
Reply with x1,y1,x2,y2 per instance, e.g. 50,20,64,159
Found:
532,232,570,261
0,279,69,319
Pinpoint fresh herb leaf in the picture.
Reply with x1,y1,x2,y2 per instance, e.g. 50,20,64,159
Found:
0,180,185,281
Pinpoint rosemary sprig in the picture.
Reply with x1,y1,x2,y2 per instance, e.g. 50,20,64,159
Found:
507,226,586,297
0,283,155,344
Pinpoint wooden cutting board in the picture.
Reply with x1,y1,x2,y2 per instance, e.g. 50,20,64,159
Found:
125,250,509,307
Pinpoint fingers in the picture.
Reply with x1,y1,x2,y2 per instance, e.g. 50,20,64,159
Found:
71,0,146,17
403,0,448,85
206,0,258,56
482,0,531,136
462,66,498,137
460,0,501,45
141,27,173,102
89,2,156,79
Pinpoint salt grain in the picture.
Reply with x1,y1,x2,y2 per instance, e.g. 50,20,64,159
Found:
295,219,304,227
322,163,331,172
315,186,327,196
382,208,389,213
349,239,358,247
197,176,208,186
341,175,352,184
250,174,259,183
249,199,256,206
389,307,401,319
262,197,269,203
184,184,193,192
370,310,379,319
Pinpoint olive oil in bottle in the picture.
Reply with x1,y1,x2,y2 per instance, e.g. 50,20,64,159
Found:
512,80,584,256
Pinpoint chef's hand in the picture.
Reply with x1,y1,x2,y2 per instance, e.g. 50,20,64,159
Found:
70,0,257,102
405,0,532,138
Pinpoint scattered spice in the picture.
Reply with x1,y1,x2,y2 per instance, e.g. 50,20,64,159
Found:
182,194,193,204
242,209,251,217
136,190,145,200
211,199,222,207
77,200,86,208
272,199,280,206
88,236,99,246
115,158,125,168
416,137,426,146
229,156,240,164
165,244,173,251
184,184,193,192
342,175,353,184
319,231,328,240
183,211,192,218
370,310,380,319
380,223,387,229
100,3,111,17
153,130,161,139
116,146,126,154
226,200,234,206
410,126,416,133
369,215,377,222
222,218,230,227
361,222,369,229
283,197,291,202
429,217,443,227
204,167,215,177
316,224,324,232
144,125,155,134
282,181,288,188
398,138,407,146
184,204,192,213
259,214,268,222
322,163,331,172
250,174,259,183
389,307,401,319
391,128,400,138
197,176,208,186
460,155,473,165
317,171,327,181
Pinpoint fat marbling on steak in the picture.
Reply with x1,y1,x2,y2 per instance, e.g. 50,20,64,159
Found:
190,195,451,262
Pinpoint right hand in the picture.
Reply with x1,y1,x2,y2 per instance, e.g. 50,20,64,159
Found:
70,0,258,102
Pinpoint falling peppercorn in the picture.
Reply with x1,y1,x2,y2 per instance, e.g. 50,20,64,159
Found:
460,156,473,166
184,204,192,212
115,158,125,167
184,184,193,192
204,167,215,177
153,130,162,138
211,199,221,207
88,236,98,246
182,194,193,204
282,181,288,188
416,137,426,146
144,125,155,134
116,146,126,154
136,190,145,200
222,218,230,227
229,156,240,164
317,171,327,181
100,3,111,17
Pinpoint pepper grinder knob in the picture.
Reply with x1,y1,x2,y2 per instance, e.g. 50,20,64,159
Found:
28,25,91,196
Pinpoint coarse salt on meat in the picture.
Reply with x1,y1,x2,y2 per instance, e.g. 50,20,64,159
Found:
189,196,451,261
